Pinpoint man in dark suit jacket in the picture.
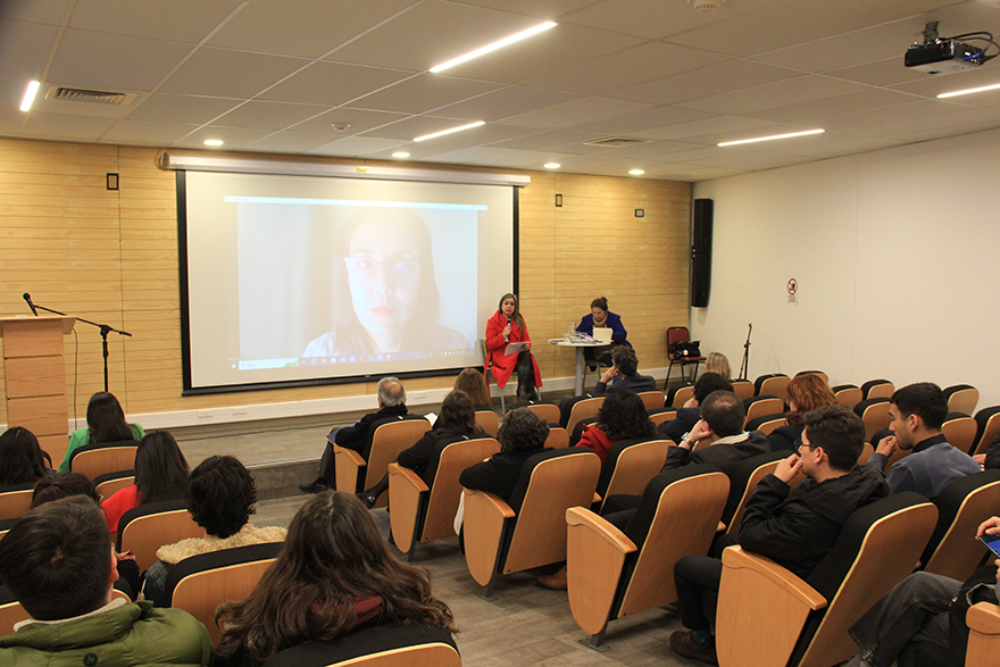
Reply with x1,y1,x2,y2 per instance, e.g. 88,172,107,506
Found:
299,377,407,494
591,346,657,396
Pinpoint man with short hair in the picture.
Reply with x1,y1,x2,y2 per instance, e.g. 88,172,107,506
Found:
670,405,889,664
0,497,212,664
661,390,770,474
301,376,408,493
591,346,657,396
868,382,980,499
657,372,734,442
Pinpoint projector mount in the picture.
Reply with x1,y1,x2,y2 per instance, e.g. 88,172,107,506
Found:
904,21,998,75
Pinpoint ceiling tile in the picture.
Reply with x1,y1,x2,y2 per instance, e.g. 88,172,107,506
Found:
292,108,409,135
349,74,500,114
501,96,653,128
523,42,731,95
561,0,786,40
888,67,1000,103
486,129,604,151
676,75,870,115
608,59,803,105
22,111,116,140
416,146,541,168
100,119,200,145
208,0,417,58
0,108,24,135
258,62,413,107
0,19,58,80
243,131,343,153
848,107,1000,138
362,117,533,144
453,1,595,19
819,99,969,132
127,94,242,125
0,77,29,110
325,1,546,72
48,29,193,91
170,125,274,149
158,47,309,98
740,88,919,124
67,0,243,42
0,0,72,24
594,140,707,159
825,57,931,87
638,115,781,142
567,106,711,135
210,101,330,130
433,86,583,122
306,135,409,157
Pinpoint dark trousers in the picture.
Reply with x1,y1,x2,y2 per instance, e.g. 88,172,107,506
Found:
675,554,724,632
515,350,537,399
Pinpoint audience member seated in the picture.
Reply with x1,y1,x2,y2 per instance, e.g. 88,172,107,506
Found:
576,390,655,466
768,373,839,451
656,372,733,442
0,497,211,665
842,515,1000,667
300,377,408,494
0,427,48,486
58,391,145,473
454,367,493,410
705,351,731,381
143,456,287,607
975,429,1000,469
867,383,981,499
459,408,550,504
31,472,141,597
102,431,190,535
213,491,455,667
591,346,656,396
670,405,888,664
358,390,484,508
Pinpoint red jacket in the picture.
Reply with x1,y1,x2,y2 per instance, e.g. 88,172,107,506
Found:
484,310,542,388
576,424,618,466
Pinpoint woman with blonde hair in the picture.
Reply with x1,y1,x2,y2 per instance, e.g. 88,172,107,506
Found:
768,374,838,451
214,491,455,666
705,352,731,381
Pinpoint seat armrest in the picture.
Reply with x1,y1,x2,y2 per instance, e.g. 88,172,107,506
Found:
388,463,428,493
968,601,1000,634
566,507,637,636
716,546,827,667
333,444,366,493
463,489,515,587
387,464,429,553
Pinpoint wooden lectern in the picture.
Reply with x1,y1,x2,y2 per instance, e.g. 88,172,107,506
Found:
1,316,76,467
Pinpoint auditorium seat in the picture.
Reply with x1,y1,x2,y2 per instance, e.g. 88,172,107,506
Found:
860,379,894,400
942,412,978,454
944,384,979,417
966,601,1000,667
743,396,783,428
570,417,598,448
594,437,672,513
335,415,430,508
731,380,755,401
853,398,891,442
116,499,204,572
666,384,695,409
463,448,600,599
856,443,875,466
525,403,560,425
972,406,1000,456
647,408,678,429
166,542,283,645
0,482,34,521
921,470,1000,582
831,384,863,410
388,436,500,562
664,326,705,388
262,623,460,667
69,440,139,481
744,413,787,437
565,397,604,439
637,390,665,411
715,492,937,667
566,465,729,648
795,370,829,385
754,374,790,400
720,451,787,535
545,426,569,449
474,409,499,437
93,469,135,503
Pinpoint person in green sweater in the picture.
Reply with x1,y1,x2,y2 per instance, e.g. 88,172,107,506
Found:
0,496,212,665
58,391,145,473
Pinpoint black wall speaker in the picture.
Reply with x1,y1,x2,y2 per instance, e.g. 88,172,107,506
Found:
691,198,713,308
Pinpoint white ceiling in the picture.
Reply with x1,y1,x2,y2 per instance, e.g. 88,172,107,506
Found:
2,0,1000,181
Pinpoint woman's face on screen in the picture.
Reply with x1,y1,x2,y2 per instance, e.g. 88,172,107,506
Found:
344,217,422,346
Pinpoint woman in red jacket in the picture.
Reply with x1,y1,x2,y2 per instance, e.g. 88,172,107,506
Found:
484,293,541,403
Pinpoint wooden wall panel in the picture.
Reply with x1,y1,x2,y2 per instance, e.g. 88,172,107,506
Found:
0,138,691,426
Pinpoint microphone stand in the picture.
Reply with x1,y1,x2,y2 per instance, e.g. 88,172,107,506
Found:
739,323,752,381
30,301,132,393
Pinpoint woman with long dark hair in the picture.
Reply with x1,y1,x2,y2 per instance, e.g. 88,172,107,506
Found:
0,427,47,486
102,431,190,534
576,389,655,465
484,293,542,403
214,491,455,667
58,392,145,472
358,389,483,508
454,367,492,410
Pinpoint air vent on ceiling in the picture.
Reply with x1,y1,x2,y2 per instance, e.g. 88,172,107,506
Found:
47,87,135,106
583,137,651,148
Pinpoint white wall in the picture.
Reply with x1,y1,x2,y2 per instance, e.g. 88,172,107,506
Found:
692,127,1000,409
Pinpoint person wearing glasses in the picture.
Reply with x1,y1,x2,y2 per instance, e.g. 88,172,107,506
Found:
302,207,468,358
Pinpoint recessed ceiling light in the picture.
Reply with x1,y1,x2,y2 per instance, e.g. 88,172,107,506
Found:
430,21,557,73
203,139,224,146
937,82,1000,99
629,169,645,176
544,162,561,169
392,152,410,159
414,121,485,142
718,129,824,147
20,81,40,111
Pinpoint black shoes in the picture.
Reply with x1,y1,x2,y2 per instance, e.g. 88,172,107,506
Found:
298,479,327,494
358,491,378,509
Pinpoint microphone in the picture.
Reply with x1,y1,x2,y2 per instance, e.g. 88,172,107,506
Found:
504,315,511,342
23,293,38,316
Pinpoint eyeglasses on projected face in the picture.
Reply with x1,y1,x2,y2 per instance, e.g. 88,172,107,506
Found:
343,255,420,282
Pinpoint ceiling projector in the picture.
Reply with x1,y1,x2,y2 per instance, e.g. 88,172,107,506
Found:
904,21,995,75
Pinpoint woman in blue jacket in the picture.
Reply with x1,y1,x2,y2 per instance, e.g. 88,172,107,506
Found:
576,297,630,369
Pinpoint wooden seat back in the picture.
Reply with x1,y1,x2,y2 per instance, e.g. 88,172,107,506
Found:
0,485,34,521
669,385,695,408
944,384,979,417
726,458,782,535
854,398,891,442
731,380,754,401
364,417,430,506
648,409,677,429
973,406,1000,456
70,442,138,481
942,415,978,454
599,439,672,508
637,391,665,411
744,397,783,428
544,426,569,449
832,385,862,410
420,438,500,544
923,470,1000,582
117,501,204,572
94,470,135,502
566,397,604,437
967,602,1000,667
525,403,560,424
745,414,787,437
474,410,499,437
861,379,894,400
757,375,791,400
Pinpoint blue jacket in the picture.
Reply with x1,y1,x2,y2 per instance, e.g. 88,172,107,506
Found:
577,311,630,348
